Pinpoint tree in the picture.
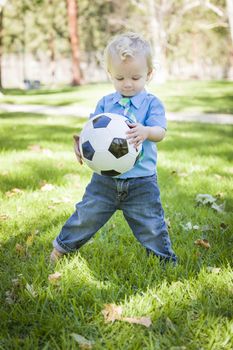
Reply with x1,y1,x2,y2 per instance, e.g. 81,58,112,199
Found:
66,0,81,85
226,0,233,45
0,0,7,88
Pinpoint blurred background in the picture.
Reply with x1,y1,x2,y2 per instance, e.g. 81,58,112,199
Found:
0,0,232,88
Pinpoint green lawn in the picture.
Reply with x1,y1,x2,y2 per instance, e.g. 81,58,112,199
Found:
1,80,233,114
0,111,233,349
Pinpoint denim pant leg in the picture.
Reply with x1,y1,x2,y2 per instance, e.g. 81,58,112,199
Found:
53,173,117,253
121,175,177,263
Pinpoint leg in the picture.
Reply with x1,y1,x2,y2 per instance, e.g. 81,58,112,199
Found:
53,173,117,253
121,175,177,263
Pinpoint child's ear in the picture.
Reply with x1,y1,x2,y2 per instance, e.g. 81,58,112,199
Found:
147,69,154,81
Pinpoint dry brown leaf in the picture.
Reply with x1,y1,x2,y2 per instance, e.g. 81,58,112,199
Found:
71,333,94,349
102,304,152,328
194,239,210,249
6,188,23,197
102,303,123,322
121,316,152,328
15,243,26,255
0,214,10,221
28,144,42,152
48,272,62,283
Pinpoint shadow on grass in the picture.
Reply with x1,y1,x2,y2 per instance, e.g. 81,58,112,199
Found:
162,122,233,164
164,95,233,114
0,113,83,152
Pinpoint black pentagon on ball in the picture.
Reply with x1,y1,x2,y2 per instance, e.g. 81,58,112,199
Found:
101,169,121,177
109,138,128,158
92,115,111,128
82,140,95,160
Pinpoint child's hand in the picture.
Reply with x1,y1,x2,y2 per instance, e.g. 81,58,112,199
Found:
126,122,149,148
73,135,83,165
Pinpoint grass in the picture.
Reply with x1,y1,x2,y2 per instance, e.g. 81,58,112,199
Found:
0,111,233,349
1,80,233,114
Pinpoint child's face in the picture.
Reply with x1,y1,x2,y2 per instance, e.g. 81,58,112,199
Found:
109,55,152,97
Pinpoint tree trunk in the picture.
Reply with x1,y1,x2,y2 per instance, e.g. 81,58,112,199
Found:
48,0,56,84
66,0,81,86
147,0,168,82
226,0,233,45
0,8,3,88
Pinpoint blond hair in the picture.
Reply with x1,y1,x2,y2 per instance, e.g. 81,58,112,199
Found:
104,32,153,72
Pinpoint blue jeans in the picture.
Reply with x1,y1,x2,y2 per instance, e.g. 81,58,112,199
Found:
53,173,177,263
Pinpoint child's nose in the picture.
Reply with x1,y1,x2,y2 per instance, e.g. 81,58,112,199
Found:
123,79,132,87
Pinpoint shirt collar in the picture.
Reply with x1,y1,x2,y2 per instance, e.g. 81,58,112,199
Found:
113,90,147,109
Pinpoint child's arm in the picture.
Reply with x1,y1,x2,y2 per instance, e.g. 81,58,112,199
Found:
126,123,166,148
73,135,83,165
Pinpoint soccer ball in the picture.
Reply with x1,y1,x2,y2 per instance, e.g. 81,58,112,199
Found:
79,113,142,176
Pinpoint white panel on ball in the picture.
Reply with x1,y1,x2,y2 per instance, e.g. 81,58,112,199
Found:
79,113,142,176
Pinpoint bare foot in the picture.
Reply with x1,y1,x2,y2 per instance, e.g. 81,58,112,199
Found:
50,248,65,263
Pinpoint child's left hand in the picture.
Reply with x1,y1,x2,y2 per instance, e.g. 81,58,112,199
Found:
126,122,148,148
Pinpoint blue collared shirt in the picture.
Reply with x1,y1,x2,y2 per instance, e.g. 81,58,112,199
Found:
90,89,166,178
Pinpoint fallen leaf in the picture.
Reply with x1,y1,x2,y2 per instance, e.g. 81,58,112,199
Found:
182,222,193,231
71,333,94,349
179,172,188,177
194,239,210,249
211,202,225,213
25,283,37,297
5,291,15,304
102,304,152,328
0,214,10,221
196,194,216,205
165,217,171,229
216,192,224,199
51,197,72,204
207,266,221,274
201,225,212,232
28,144,42,152
48,205,56,210
15,243,26,255
214,174,222,180
5,188,23,197
28,144,53,156
196,194,225,213
121,316,152,328
182,222,200,231
48,272,62,283
102,303,123,322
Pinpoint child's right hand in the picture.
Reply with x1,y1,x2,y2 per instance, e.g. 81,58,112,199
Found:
73,135,83,165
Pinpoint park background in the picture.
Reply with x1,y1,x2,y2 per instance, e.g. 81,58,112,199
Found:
0,1,233,350
0,0,233,87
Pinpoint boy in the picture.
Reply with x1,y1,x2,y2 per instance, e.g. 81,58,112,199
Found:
50,32,177,264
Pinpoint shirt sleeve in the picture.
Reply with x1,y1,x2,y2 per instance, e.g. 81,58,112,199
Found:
89,97,104,119
145,97,167,129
